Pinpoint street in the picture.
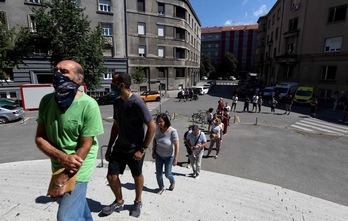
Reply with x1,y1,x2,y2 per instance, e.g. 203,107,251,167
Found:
1,82,347,207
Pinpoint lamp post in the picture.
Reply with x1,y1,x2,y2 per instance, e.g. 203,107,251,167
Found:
148,80,162,112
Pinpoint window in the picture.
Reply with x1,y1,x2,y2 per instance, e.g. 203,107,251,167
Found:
288,17,298,32
158,46,165,58
321,66,336,80
137,0,145,12
328,5,347,23
0,11,6,25
138,23,146,35
175,68,185,77
158,3,165,15
157,67,165,78
324,37,343,52
25,0,40,4
175,48,186,59
287,42,295,54
101,23,113,36
175,27,185,40
98,0,112,12
157,25,164,37
138,45,146,57
103,68,114,80
28,15,36,33
275,27,279,40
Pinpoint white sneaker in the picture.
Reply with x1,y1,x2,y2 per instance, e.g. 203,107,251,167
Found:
195,175,200,179
186,164,191,169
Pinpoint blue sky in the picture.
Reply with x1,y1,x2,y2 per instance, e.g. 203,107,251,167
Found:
189,0,277,27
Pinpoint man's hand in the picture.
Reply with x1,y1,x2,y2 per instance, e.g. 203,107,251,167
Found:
60,154,83,173
48,172,70,198
133,151,144,161
105,148,111,162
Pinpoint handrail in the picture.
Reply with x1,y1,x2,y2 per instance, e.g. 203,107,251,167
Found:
98,145,108,168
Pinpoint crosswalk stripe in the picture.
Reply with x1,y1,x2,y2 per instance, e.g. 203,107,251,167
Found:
290,124,314,132
299,119,348,133
305,118,348,130
294,122,344,135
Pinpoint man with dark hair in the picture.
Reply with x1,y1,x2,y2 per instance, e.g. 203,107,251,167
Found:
102,73,156,218
35,60,104,220
183,125,193,168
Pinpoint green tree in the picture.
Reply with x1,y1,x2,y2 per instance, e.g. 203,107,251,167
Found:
220,51,238,77
14,0,106,89
200,53,215,78
131,67,146,84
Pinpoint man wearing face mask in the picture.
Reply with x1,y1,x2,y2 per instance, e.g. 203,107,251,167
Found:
35,60,104,220
102,73,156,218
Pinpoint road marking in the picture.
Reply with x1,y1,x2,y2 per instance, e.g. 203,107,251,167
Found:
290,118,348,135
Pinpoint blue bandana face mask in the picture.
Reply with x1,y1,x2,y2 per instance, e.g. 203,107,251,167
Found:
52,71,80,112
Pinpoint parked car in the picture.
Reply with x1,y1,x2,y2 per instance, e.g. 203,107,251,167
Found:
0,98,21,107
97,92,117,105
229,76,236,81
201,76,208,80
262,86,275,98
274,82,299,100
192,86,208,95
0,105,25,124
140,91,161,102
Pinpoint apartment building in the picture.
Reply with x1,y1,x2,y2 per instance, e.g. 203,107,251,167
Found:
0,0,200,99
201,25,258,76
257,0,348,99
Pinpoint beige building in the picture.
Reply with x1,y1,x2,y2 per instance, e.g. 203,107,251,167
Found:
257,0,348,99
0,0,200,99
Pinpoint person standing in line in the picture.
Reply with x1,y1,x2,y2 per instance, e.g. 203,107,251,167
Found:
179,88,185,102
269,96,278,114
251,94,259,112
102,73,156,218
284,95,294,115
310,96,318,117
206,117,224,159
221,108,229,134
243,96,251,112
217,97,225,113
231,94,238,112
257,95,263,113
35,60,104,221
183,126,193,168
206,108,214,132
152,113,179,195
187,125,207,179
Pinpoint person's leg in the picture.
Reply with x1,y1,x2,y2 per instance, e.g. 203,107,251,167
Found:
164,156,175,185
155,154,165,190
215,138,222,157
57,182,92,221
196,151,204,177
189,154,196,175
206,139,215,156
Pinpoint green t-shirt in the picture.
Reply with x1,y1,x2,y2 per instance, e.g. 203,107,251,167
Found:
37,92,104,182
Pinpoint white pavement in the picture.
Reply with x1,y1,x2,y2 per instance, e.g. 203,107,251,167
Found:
1,160,347,221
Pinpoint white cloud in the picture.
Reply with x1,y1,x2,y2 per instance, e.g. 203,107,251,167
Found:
242,0,248,6
223,20,235,26
253,4,267,17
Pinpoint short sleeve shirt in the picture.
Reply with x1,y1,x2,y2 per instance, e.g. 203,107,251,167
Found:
187,131,207,155
113,94,152,153
37,92,104,182
155,127,179,157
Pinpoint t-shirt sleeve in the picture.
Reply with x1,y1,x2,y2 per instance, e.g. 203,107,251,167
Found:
81,101,104,137
171,128,179,142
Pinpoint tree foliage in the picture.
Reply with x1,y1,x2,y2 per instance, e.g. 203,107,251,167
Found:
0,22,18,82
220,51,238,77
131,67,146,85
200,53,215,77
14,0,106,89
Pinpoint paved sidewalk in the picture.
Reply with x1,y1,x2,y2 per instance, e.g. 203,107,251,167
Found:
0,160,347,221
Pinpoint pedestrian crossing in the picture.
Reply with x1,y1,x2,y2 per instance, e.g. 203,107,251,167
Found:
216,82,238,85
290,117,348,136
146,98,169,112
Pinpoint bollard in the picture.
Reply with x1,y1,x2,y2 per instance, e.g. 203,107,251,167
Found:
255,117,258,125
234,115,236,124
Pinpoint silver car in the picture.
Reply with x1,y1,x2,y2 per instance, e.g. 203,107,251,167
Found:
0,105,25,124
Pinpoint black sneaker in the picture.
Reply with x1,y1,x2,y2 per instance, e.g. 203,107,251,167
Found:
102,200,124,215
130,201,142,218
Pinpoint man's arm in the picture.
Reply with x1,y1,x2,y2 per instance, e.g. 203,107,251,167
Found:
105,120,119,161
35,123,83,172
133,119,156,160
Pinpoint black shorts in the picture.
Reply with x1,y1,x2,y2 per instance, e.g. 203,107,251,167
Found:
108,148,144,177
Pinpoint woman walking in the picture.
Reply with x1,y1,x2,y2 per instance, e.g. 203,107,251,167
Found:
152,113,179,194
206,117,224,159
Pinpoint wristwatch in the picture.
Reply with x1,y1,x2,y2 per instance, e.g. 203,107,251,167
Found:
139,147,148,153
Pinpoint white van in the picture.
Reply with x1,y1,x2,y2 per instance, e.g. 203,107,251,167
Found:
274,82,299,100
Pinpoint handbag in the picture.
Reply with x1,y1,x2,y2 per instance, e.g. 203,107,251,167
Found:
210,132,217,140
47,168,77,196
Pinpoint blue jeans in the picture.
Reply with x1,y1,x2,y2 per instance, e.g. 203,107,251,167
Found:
155,153,175,190
57,182,93,221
